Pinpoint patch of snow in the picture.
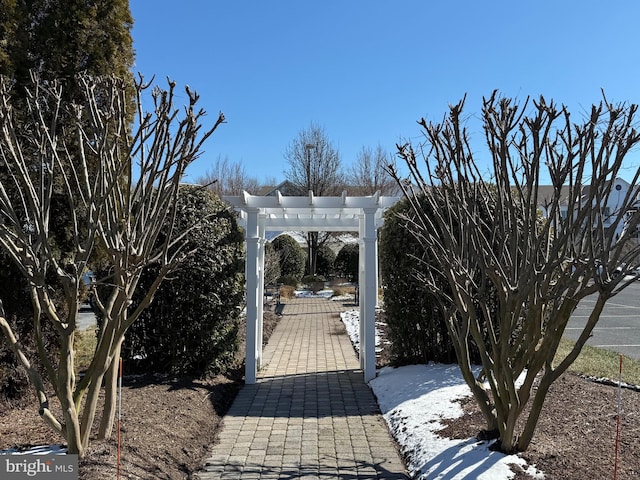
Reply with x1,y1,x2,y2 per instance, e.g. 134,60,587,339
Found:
340,308,545,480
340,310,382,353
0,445,67,455
294,289,334,298
370,365,543,479
330,294,355,302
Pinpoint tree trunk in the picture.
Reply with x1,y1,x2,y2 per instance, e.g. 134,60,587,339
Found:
516,370,554,451
307,232,319,276
57,333,84,456
98,339,123,439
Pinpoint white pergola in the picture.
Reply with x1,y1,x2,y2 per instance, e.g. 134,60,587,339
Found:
224,191,399,384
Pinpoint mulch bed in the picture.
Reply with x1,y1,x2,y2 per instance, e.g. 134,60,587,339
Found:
1,307,281,480
437,372,640,479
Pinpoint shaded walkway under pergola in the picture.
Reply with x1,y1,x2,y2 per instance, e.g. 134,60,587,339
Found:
224,191,399,384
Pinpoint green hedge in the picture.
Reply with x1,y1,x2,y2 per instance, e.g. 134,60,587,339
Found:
122,185,245,376
272,234,306,281
314,245,336,278
380,195,491,366
335,243,359,281
0,254,61,404
380,197,458,365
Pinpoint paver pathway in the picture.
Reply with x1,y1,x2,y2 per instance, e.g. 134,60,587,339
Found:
198,296,408,479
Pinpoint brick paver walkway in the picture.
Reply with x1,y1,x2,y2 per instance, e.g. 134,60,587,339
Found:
197,296,408,479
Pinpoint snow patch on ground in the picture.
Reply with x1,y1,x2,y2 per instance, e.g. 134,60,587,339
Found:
0,445,66,455
330,294,355,303
294,289,334,298
340,308,545,480
371,365,543,479
340,310,383,353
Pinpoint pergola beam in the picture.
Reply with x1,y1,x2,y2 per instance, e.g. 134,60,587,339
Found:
227,191,397,209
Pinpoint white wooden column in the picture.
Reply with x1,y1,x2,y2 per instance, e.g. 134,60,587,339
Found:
358,215,366,370
360,208,378,382
244,208,261,384
256,215,266,369
374,235,380,308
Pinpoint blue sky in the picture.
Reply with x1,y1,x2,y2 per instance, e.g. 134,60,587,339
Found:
130,1,640,185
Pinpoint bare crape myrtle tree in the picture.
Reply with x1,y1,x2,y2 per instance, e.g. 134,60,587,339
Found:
0,73,224,457
388,92,640,453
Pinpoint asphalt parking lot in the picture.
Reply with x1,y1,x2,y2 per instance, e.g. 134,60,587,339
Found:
564,279,640,361
77,303,97,331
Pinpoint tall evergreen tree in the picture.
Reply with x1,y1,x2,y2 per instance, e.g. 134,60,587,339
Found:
1,0,134,90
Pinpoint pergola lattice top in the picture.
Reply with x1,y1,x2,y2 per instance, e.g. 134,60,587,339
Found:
226,190,398,232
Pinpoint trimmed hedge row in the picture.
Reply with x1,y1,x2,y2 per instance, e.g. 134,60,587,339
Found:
122,185,245,376
380,195,492,366
380,197,458,365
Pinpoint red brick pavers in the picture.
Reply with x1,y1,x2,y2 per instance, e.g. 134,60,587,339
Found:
198,296,408,480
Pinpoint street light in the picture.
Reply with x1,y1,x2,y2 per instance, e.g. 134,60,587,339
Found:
305,143,316,275
305,143,315,195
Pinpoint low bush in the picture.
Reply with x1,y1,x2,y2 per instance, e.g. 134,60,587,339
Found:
279,285,296,298
301,274,326,284
331,285,355,298
277,275,299,287
301,275,326,293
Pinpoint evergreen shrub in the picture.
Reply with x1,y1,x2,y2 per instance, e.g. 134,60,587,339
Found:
271,234,306,280
335,243,359,281
380,196,490,366
276,275,299,287
380,197,458,365
0,254,61,405
301,275,326,283
122,185,245,376
315,245,336,278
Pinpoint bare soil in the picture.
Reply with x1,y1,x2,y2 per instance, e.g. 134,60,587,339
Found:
438,372,640,479
2,302,640,479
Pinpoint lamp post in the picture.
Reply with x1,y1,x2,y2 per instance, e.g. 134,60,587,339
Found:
305,143,314,195
305,143,315,275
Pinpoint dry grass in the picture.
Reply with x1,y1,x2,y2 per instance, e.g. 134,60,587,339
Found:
279,285,296,298
331,285,355,297
73,329,97,372
555,337,640,385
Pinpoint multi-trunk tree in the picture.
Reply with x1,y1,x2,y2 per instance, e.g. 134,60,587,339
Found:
0,0,135,403
389,92,640,452
0,73,223,457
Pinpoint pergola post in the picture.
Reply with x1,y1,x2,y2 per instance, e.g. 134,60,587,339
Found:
360,208,378,382
358,217,366,370
244,208,262,384
257,215,266,369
